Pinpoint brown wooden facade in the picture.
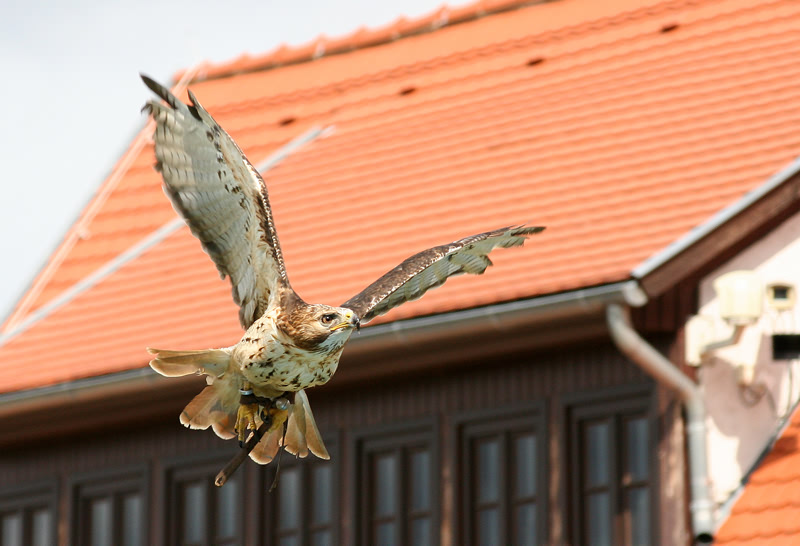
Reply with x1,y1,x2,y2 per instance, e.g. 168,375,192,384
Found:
0,315,689,546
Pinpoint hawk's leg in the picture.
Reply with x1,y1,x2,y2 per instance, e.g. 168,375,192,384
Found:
236,382,259,446
260,396,290,433
215,396,292,488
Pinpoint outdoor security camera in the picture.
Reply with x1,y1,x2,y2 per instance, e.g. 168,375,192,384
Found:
766,282,796,311
713,270,762,325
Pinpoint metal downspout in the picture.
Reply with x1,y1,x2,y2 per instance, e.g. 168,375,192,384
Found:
606,303,714,544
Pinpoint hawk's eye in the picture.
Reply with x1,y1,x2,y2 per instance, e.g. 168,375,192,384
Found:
320,313,337,325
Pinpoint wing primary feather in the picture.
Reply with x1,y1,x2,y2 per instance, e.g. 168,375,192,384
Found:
141,74,201,120
142,74,297,330
341,225,545,323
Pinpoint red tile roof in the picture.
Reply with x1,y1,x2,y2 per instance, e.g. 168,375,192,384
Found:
2,0,800,393
715,408,800,545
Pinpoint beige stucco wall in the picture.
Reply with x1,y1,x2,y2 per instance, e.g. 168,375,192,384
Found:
695,211,800,512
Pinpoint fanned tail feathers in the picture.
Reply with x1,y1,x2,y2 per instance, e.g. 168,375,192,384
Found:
250,427,282,465
147,348,327,463
292,390,329,459
179,384,237,439
250,389,329,464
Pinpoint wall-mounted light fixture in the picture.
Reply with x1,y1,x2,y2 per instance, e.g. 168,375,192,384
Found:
685,271,763,366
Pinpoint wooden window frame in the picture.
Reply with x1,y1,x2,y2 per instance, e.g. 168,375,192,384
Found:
260,434,340,546
69,464,149,546
453,401,548,546
563,385,658,546
162,451,247,546
0,480,57,546
351,418,439,546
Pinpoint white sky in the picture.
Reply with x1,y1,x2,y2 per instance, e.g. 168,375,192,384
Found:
0,0,468,321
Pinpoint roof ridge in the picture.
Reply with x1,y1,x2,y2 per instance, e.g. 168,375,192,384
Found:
177,0,531,83
179,0,696,84
196,2,798,120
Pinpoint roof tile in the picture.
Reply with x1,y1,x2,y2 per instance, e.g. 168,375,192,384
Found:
716,414,800,544
3,0,800,392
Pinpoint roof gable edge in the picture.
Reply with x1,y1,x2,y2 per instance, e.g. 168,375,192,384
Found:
0,66,204,335
0,126,327,350
633,155,800,296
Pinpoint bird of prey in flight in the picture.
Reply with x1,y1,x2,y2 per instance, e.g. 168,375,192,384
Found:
141,74,545,470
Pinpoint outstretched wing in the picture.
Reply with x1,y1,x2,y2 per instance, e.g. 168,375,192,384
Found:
342,226,545,324
141,75,291,329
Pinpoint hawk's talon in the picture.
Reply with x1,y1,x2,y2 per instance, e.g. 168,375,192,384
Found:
235,402,259,444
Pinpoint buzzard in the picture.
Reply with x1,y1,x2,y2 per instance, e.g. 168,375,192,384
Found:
141,75,545,470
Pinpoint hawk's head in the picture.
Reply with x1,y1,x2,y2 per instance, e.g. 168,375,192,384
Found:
280,303,360,353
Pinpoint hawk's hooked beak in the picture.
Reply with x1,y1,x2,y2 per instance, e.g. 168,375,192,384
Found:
331,311,360,332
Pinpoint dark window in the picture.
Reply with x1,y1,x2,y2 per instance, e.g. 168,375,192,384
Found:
166,456,244,546
262,439,339,546
71,466,147,546
0,482,56,546
567,388,655,546
354,421,437,546
456,404,546,546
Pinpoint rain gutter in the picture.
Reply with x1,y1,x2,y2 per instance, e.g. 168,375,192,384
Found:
0,280,645,417
347,279,646,352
